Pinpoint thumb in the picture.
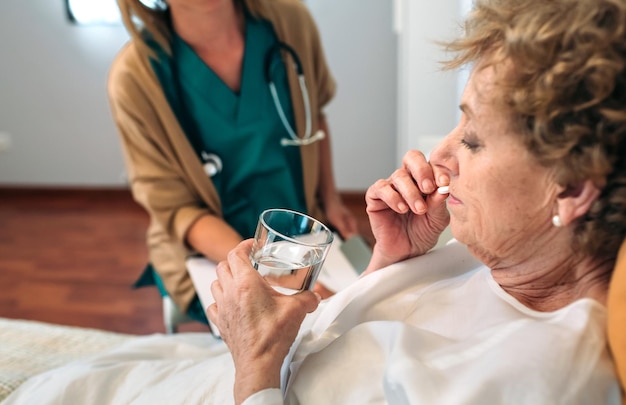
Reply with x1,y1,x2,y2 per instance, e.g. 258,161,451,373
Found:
426,189,450,210
295,290,321,314
426,192,451,230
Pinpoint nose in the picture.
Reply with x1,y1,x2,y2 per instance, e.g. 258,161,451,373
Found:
429,127,460,181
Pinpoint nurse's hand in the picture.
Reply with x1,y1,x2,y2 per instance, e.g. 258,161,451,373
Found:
324,194,359,239
363,150,449,273
207,240,320,405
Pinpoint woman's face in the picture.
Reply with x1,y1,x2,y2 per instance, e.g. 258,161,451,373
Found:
430,65,560,266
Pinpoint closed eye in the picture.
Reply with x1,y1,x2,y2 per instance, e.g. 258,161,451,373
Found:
461,138,479,151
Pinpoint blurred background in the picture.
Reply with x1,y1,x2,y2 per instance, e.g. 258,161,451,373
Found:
0,0,468,190
0,0,467,334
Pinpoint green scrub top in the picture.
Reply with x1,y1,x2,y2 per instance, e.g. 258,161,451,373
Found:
151,14,307,239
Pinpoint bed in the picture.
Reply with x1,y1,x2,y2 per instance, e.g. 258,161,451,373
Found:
0,317,134,402
2,238,625,402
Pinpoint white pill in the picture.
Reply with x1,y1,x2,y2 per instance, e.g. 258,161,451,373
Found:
437,186,450,195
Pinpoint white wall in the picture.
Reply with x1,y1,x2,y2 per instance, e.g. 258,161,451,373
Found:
0,1,398,190
0,0,396,190
307,0,398,190
396,0,465,160
0,1,129,186
0,1,463,191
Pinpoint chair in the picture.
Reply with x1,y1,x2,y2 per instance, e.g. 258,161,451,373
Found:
162,295,194,334
135,263,197,334
607,239,626,403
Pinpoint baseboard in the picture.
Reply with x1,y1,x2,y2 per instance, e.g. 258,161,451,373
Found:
0,186,134,205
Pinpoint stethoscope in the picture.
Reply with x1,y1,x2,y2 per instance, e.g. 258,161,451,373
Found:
264,42,326,147
173,40,324,178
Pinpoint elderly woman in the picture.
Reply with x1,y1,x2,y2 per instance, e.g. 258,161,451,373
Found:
211,0,626,402
2,0,624,403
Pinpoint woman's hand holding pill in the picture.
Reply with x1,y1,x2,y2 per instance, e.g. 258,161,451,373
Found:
362,150,450,273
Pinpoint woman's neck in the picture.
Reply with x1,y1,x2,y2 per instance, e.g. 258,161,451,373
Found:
490,252,613,312
168,0,246,92
169,0,244,54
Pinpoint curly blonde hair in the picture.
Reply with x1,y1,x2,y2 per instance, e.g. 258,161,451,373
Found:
444,0,626,260
115,0,265,58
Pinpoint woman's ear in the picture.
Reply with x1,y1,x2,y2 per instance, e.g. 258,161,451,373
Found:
556,180,601,226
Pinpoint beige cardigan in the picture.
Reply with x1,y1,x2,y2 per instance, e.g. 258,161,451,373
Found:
107,0,336,311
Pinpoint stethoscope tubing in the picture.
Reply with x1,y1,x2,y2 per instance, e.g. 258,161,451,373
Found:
174,40,324,178
265,41,324,147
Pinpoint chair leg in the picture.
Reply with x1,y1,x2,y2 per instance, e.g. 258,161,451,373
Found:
162,296,177,334
162,295,194,334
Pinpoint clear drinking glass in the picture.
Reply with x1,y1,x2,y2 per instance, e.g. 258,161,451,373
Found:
250,208,334,295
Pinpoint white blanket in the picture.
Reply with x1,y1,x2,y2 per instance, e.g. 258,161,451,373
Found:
3,241,621,404
0,318,132,402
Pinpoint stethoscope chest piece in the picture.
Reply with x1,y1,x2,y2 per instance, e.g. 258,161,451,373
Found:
280,129,325,146
202,152,223,177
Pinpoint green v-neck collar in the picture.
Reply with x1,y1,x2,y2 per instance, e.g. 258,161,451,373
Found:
173,13,269,126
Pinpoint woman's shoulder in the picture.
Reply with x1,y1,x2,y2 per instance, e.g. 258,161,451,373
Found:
259,0,315,30
261,0,309,15
109,42,141,80
107,42,158,104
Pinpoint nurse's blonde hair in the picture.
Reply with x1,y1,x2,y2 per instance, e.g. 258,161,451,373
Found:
116,0,265,58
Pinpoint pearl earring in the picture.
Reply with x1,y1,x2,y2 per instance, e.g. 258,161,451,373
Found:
552,215,563,227
139,0,168,11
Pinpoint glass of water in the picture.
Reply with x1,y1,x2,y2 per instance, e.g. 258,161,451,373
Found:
250,208,334,295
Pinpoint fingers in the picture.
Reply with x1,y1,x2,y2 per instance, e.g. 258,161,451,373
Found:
325,202,359,239
206,303,218,327
342,213,359,238
402,150,436,194
366,149,449,215
226,239,256,279
207,242,321,340
313,281,335,299
294,290,321,314
212,239,265,305
392,167,429,214
365,176,413,214
209,239,255,324
336,215,359,239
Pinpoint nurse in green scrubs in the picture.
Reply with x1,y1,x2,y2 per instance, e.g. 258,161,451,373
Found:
156,14,307,240
114,0,359,325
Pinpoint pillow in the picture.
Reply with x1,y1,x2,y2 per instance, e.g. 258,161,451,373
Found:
607,239,626,403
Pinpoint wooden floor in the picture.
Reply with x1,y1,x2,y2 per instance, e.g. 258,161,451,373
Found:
0,188,372,335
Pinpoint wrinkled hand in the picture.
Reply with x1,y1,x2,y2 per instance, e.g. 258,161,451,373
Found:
323,195,359,239
364,150,450,273
207,239,320,404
